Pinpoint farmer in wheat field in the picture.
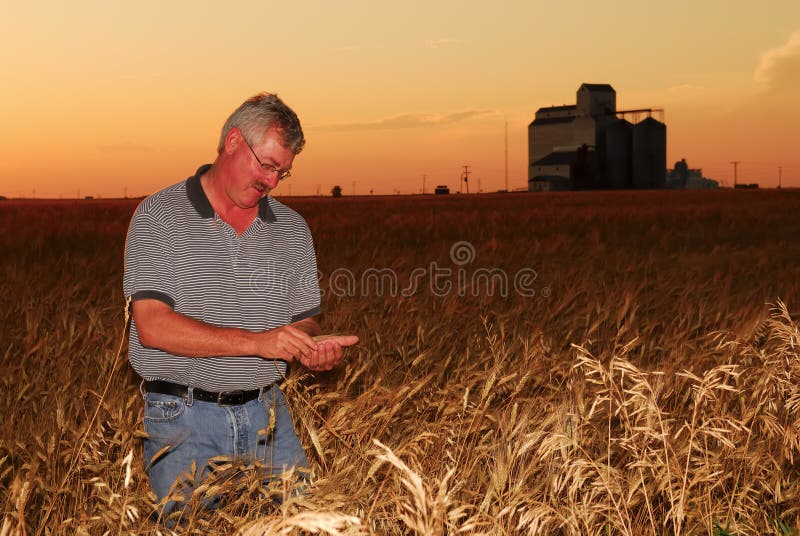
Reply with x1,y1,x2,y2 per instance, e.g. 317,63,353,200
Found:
123,93,358,517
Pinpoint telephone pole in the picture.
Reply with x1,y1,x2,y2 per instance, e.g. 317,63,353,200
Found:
504,119,509,192
778,166,782,189
352,181,356,196
422,174,426,194
730,161,740,188
462,165,471,194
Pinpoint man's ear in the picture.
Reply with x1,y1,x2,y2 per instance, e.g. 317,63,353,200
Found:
223,128,243,155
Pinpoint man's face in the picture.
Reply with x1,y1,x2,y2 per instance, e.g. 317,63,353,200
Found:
228,127,294,208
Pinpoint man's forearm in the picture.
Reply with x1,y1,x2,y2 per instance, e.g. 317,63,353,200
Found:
135,302,260,358
133,299,323,362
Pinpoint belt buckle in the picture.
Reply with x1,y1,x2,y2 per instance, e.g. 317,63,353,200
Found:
218,390,245,405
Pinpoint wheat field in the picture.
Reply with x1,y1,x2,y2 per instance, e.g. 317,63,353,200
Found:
2,189,800,535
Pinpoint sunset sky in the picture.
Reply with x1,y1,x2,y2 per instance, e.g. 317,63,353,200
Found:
1,1,798,198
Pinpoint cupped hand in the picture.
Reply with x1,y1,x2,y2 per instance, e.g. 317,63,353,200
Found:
300,334,359,371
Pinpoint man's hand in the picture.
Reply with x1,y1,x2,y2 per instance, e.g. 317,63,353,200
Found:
253,325,319,362
299,334,359,371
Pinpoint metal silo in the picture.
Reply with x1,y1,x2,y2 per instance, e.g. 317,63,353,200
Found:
603,119,633,189
632,117,666,189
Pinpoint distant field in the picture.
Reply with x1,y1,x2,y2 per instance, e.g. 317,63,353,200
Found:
2,189,800,534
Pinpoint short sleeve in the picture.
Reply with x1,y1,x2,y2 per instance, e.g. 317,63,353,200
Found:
123,210,176,308
289,222,321,322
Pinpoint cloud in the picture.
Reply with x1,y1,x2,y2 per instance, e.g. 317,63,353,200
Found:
425,38,460,49
754,31,800,92
314,109,496,132
97,142,155,154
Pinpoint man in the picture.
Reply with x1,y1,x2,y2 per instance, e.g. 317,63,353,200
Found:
123,93,357,516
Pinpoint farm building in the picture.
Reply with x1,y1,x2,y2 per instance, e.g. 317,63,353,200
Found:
528,83,666,191
666,159,719,189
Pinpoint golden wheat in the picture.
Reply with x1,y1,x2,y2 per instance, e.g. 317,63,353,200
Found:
1,190,799,534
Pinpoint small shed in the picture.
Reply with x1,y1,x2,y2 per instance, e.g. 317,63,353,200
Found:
434,185,450,195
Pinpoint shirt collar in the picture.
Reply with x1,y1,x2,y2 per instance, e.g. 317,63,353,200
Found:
258,196,278,223
185,164,277,223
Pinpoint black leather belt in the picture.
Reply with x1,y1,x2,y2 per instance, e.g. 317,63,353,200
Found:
143,380,276,405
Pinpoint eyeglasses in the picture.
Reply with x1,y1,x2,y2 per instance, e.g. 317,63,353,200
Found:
242,137,292,180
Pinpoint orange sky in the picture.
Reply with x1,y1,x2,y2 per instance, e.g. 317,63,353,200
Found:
1,1,798,197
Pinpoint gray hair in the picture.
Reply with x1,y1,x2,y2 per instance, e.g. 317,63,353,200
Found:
218,93,305,154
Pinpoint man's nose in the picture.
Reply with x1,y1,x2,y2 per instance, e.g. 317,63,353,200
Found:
264,171,280,189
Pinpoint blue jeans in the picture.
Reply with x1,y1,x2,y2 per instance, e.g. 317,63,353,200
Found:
142,384,309,516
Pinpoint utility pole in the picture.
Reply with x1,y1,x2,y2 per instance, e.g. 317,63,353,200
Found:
124,186,128,199
778,166,782,189
422,174,426,194
478,177,482,193
462,165,471,194
504,119,509,192
352,181,356,196
316,184,321,196
730,161,740,188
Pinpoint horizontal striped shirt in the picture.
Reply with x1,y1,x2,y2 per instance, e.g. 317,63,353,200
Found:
123,164,321,391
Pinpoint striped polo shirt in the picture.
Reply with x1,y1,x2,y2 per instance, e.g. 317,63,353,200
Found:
123,164,321,391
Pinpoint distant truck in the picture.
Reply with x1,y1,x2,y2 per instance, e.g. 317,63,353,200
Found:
434,185,450,195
